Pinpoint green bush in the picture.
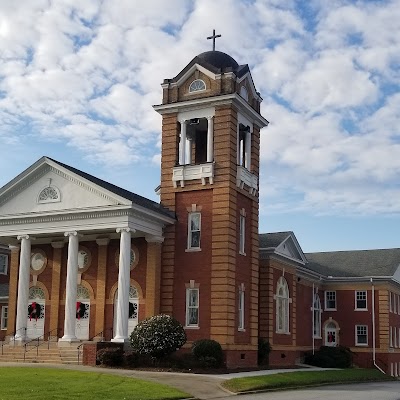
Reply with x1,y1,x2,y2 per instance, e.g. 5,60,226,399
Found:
258,338,272,365
191,339,224,367
96,347,124,366
304,346,353,368
130,314,186,359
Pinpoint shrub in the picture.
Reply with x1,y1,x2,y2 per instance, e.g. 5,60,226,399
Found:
96,347,124,366
130,314,186,359
191,339,223,367
304,346,353,368
258,338,272,365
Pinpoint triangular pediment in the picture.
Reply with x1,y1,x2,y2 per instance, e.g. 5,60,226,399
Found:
0,157,131,217
274,233,307,265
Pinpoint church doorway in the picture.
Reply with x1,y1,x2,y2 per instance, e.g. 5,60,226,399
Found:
27,287,45,340
325,321,339,346
114,286,139,338
75,285,90,340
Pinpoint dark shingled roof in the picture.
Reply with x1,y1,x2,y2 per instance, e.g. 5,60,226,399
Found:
305,249,400,277
0,284,8,298
167,50,250,83
47,158,175,220
259,232,293,249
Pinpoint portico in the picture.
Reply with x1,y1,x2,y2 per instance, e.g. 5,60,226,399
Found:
0,157,175,345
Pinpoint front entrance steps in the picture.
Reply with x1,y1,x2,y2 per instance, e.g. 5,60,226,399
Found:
0,341,82,364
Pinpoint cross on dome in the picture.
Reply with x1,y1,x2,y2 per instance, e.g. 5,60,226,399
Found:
207,29,221,51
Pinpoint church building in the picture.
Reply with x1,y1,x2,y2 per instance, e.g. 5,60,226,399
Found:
0,45,400,375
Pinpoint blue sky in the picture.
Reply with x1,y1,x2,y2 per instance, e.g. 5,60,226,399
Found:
0,0,399,252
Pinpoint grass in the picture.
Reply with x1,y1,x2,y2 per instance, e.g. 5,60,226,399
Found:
222,368,396,393
0,367,189,400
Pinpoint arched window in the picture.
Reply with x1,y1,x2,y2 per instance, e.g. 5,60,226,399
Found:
38,186,61,203
189,79,206,93
240,86,249,101
313,294,322,338
276,276,290,333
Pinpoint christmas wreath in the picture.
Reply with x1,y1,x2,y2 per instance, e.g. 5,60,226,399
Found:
28,302,43,321
129,302,138,319
76,302,88,319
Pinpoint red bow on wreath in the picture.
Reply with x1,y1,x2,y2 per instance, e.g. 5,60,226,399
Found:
29,302,37,321
76,302,81,320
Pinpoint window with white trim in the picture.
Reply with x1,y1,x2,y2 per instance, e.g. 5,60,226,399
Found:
356,325,368,346
325,291,336,310
394,294,398,314
239,211,246,255
398,295,400,315
189,79,206,93
313,294,322,338
355,290,367,310
395,327,398,348
0,254,8,275
276,276,290,334
186,287,199,327
390,326,393,347
187,212,201,250
238,284,245,331
390,292,393,312
0,306,7,330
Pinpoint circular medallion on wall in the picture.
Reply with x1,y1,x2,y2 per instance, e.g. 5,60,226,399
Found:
77,246,92,273
30,249,47,275
115,245,139,270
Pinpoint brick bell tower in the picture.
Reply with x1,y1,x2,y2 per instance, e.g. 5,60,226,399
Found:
154,34,268,368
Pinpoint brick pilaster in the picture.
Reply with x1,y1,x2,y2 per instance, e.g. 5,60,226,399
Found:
49,242,64,334
145,239,162,317
6,245,20,337
95,238,109,335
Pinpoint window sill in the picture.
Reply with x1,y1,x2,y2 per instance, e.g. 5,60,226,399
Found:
238,328,246,332
355,308,368,311
185,248,201,252
313,336,322,339
325,308,337,311
276,331,291,335
184,326,200,330
239,252,246,256
355,343,368,347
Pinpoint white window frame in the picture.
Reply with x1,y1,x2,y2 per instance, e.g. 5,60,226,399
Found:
355,325,368,346
398,295,400,315
355,290,367,310
0,306,8,330
394,293,397,314
325,291,336,310
0,254,8,275
238,285,245,331
395,327,398,348
188,79,206,93
313,294,322,338
276,276,290,334
239,214,246,255
390,292,393,313
187,212,201,251
390,326,393,347
185,287,199,328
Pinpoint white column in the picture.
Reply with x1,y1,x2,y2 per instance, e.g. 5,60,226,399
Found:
112,227,132,342
59,231,79,343
186,138,192,164
179,120,187,165
245,129,252,170
15,235,32,342
207,116,214,163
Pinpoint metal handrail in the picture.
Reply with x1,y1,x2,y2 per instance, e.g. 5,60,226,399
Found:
77,329,110,364
9,327,27,346
23,328,58,361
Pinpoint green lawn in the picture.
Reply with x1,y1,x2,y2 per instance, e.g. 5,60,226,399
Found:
0,368,189,400
222,369,395,393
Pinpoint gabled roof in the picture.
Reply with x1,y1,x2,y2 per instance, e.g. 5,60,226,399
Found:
0,284,8,298
305,249,400,278
259,231,307,264
46,158,175,219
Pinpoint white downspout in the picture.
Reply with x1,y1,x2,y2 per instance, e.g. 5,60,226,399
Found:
371,278,385,374
312,283,315,355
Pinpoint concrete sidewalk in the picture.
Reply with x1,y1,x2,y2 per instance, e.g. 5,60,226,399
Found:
0,362,328,399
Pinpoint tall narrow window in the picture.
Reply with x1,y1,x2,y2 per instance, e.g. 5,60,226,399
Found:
0,254,7,275
186,287,199,327
394,294,397,314
313,294,322,338
276,276,290,334
187,212,201,250
355,291,367,310
239,210,246,255
356,325,368,346
325,291,336,310
390,292,393,312
238,284,245,331
390,326,393,347
0,306,7,330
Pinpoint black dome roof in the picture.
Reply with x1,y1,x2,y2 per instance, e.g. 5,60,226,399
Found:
196,51,239,70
